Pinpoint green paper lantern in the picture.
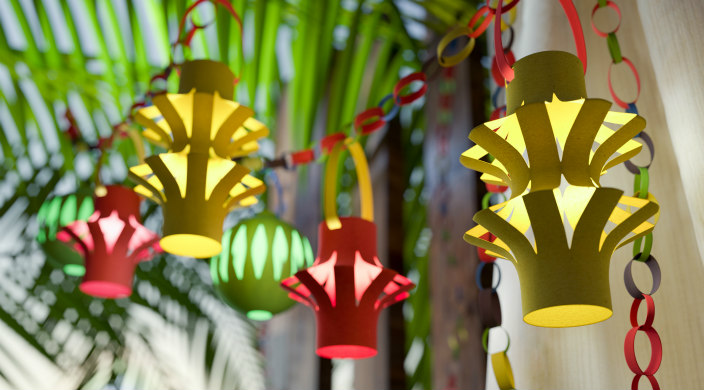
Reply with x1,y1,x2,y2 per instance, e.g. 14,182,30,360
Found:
210,212,314,320
36,192,95,276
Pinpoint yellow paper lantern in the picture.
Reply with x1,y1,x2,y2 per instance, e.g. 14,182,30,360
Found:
461,51,645,196
129,60,266,258
461,51,660,327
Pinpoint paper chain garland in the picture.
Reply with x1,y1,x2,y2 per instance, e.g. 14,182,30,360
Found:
475,16,516,388
592,1,661,388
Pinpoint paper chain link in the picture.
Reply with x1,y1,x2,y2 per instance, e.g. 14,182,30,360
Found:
595,2,662,386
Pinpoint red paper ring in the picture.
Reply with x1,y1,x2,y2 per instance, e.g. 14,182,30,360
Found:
468,5,494,38
290,149,315,165
490,106,506,120
491,51,516,86
486,0,520,13
486,183,508,193
624,255,661,300
394,72,428,106
354,107,386,135
320,132,346,154
608,57,641,109
629,294,655,329
477,232,497,263
591,1,622,38
624,326,662,376
631,374,661,390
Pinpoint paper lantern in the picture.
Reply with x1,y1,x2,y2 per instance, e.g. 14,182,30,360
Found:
461,51,645,196
36,192,94,276
281,139,415,359
57,186,161,299
210,212,315,321
129,60,266,258
465,186,658,327
461,51,660,327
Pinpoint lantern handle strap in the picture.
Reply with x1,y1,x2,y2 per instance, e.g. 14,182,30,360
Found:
494,0,587,81
324,138,373,230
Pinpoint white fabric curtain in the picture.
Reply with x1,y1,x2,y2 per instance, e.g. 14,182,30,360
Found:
485,1,704,389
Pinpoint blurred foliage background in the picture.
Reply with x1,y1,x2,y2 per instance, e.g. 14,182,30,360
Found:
0,0,479,388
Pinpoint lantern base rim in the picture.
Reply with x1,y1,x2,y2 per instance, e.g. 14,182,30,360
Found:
160,234,222,258
524,304,612,328
80,281,131,299
317,345,377,359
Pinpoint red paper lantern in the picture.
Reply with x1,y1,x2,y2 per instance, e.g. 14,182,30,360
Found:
57,186,161,299
281,139,415,359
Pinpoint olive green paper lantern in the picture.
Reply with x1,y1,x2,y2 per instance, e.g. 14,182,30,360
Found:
36,192,95,276
210,212,314,321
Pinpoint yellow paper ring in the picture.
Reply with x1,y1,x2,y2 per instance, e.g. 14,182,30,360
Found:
437,26,476,68
500,5,516,30
491,351,516,390
324,138,373,230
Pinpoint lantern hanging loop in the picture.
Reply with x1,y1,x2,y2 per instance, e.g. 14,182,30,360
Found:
174,0,244,85
494,0,587,81
324,138,373,230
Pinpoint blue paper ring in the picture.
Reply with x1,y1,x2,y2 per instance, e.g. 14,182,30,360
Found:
378,94,400,122
476,261,501,292
492,87,504,109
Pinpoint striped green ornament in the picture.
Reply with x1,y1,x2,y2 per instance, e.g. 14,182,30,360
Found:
210,212,314,321
36,192,95,276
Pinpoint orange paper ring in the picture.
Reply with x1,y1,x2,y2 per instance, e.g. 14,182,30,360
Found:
631,374,660,390
468,5,494,38
591,1,621,37
624,325,662,376
394,72,428,106
354,107,386,135
320,133,346,154
608,57,641,109
629,294,655,329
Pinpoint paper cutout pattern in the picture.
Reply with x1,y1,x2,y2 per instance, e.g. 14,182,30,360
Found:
464,186,658,327
460,96,644,196
36,192,95,276
57,186,161,299
281,217,414,358
281,139,414,359
129,60,267,258
129,152,264,258
210,212,315,321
